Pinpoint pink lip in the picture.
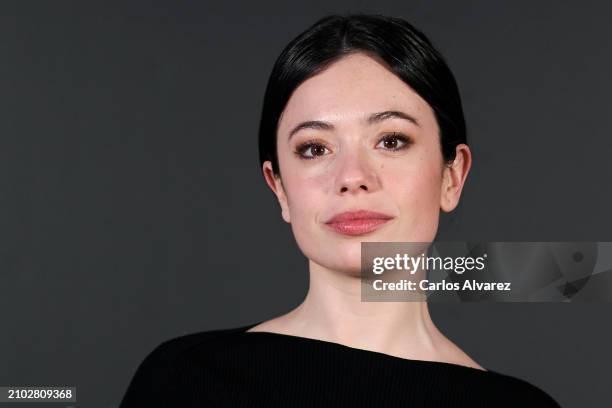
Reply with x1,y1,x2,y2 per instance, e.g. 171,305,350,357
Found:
325,210,393,236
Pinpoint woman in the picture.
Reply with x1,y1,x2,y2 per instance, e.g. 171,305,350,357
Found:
120,14,562,407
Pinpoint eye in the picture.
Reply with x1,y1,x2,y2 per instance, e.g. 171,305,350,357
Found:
294,133,412,160
294,142,330,160
376,132,413,151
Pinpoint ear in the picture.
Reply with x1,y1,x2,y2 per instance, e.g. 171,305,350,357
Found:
262,161,291,223
440,144,472,212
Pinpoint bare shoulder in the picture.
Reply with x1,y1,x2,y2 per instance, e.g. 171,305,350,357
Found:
433,336,487,371
244,314,297,334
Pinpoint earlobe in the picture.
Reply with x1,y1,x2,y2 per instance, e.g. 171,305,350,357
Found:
262,161,291,223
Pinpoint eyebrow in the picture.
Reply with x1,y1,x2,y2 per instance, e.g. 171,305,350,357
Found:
287,110,420,140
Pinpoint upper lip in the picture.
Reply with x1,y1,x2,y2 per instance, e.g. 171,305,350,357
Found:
325,210,394,224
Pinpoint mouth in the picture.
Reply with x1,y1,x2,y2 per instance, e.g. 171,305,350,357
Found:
324,210,394,237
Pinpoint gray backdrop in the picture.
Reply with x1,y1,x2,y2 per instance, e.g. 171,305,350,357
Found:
1,1,610,407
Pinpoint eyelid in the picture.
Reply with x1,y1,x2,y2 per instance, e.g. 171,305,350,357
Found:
294,132,413,160
293,140,332,160
375,132,413,150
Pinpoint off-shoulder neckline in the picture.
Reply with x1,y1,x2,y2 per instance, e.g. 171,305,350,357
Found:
238,321,495,375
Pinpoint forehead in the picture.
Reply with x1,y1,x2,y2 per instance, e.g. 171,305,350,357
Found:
277,52,437,135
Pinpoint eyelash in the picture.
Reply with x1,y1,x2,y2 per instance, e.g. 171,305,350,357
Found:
293,132,413,160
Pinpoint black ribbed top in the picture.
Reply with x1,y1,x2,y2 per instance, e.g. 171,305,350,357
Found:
120,322,561,407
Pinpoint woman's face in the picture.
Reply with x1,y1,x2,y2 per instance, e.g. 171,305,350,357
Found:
263,52,470,275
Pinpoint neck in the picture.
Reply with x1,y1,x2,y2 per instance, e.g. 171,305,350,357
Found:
277,259,449,361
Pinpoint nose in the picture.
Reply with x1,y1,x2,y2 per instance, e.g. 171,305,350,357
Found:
334,148,380,195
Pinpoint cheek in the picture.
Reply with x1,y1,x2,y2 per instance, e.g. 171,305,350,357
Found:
383,153,443,240
385,154,441,202
283,172,327,224
282,173,330,260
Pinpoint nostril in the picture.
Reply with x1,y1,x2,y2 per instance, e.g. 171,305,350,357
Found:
340,185,368,192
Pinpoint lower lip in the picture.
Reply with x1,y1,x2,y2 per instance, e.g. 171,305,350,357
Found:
325,219,391,236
